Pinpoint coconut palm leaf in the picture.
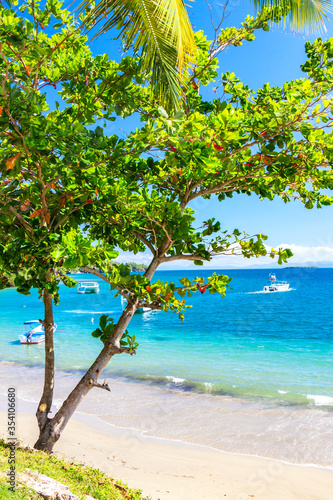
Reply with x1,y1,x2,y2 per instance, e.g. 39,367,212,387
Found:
251,0,333,32
77,0,196,109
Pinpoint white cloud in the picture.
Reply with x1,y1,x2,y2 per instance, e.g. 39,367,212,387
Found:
115,243,333,270
114,252,152,265
276,243,333,263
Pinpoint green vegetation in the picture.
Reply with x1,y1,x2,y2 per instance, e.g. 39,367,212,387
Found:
80,0,333,111
0,482,42,500
2,0,333,452
78,0,196,110
0,441,148,499
123,262,147,272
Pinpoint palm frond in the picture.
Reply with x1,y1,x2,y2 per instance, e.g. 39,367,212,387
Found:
252,0,333,32
76,0,197,109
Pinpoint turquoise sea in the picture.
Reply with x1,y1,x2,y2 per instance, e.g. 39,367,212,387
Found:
1,267,333,466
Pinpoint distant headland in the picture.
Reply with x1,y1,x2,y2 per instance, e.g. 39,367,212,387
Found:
284,266,318,269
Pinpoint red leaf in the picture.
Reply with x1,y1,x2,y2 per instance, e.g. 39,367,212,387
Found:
196,283,208,294
86,199,92,204
29,208,43,219
213,142,224,152
169,145,177,152
20,199,30,211
146,285,152,292
40,24,45,29
6,153,20,170
192,80,199,90
178,169,183,175
0,107,3,116
59,196,67,208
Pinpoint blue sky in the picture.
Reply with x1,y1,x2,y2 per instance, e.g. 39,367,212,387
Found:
81,1,333,267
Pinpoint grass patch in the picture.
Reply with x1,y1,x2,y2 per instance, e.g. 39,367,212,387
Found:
0,482,43,499
0,440,149,500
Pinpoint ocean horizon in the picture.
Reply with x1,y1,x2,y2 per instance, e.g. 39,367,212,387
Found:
1,267,332,467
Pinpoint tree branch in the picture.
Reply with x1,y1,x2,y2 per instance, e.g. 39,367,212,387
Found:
88,378,110,391
131,230,156,255
81,266,109,283
8,206,33,233
161,254,207,262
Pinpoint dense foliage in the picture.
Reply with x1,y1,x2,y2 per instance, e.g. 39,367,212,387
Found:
1,0,333,450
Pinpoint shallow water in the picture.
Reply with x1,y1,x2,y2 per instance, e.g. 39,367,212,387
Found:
0,268,332,466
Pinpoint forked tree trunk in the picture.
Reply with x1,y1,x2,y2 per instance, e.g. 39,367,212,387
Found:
34,301,138,452
34,257,162,452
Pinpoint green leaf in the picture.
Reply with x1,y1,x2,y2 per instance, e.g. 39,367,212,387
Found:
91,328,102,338
99,314,108,331
158,106,168,119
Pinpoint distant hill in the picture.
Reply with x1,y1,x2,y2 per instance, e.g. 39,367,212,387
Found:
125,262,148,272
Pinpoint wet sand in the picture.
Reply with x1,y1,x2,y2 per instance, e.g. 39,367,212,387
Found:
0,401,332,500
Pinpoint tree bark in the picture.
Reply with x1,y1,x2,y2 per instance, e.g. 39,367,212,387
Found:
35,286,55,446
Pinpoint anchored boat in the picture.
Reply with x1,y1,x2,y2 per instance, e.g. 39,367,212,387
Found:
77,281,99,294
19,320,57,344
263,273,290,292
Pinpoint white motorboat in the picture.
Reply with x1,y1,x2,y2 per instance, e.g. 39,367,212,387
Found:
77,281,99,294
19,321,57,345
263,273,290,292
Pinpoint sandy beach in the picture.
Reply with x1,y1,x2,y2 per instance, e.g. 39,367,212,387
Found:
1,399,332,500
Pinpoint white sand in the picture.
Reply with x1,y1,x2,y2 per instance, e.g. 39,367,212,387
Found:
1,405,332,500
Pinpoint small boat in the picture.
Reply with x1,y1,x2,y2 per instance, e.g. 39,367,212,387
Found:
263,273,290,292
19,321,57,345
77,281,99,294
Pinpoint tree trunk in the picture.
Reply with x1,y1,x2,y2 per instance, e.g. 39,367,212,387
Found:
34,253,163,453
35,286,55,448
34,301,137,452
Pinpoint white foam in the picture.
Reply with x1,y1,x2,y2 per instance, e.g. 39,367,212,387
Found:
63,310,114,314
247,289,295,295
166,376,185,384
306,394,333,406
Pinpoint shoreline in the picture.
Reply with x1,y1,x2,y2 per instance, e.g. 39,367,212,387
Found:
1,361,333,469
1,393,333,473
1,398,333,499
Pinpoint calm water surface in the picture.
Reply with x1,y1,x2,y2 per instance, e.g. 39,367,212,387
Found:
1,268,332,466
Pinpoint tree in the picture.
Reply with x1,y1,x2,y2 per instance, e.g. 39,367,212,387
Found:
251,0,333,32
77,0,197,109
78,0,333,110
2,0,333,452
